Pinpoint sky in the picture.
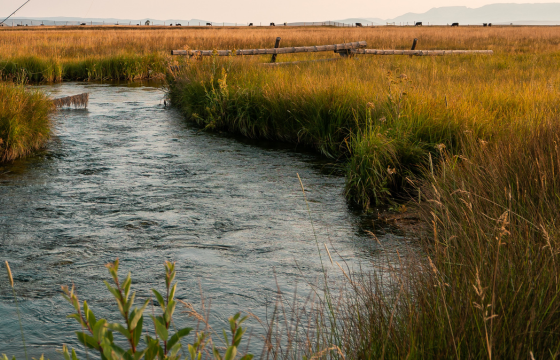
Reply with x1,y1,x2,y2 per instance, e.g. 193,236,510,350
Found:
3,0,560,22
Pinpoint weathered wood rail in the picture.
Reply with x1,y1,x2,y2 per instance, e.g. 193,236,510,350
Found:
52,93,89,108
353,49,493,56
171,41,367,56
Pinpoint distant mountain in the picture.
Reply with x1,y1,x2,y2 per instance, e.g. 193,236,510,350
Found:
385,3,560,25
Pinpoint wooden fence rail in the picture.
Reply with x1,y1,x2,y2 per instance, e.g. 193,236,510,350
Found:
171,41,367,56
353,49,493,56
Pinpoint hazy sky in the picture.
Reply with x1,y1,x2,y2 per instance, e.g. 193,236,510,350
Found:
3,0,560,22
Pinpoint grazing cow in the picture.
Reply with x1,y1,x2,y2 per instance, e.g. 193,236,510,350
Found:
451,22,459,27
488,23,492,26
415,22,422,26
356,23,363,27
248,23,253,26
206,22,212,26
80,23,86,26
284,22,287,26
270,22,275,26
483,23,488,26
170,24,173,26
176,23,181,26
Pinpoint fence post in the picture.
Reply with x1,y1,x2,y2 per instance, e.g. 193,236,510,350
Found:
271,37,281,62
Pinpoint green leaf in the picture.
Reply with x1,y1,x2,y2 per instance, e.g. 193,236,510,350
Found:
133,349,147,360
107,323,131,340
223,329,229,345
224,346,237,360
76,332,99,350
213,347,223,360
144,337,161,360
67,313,87,327
168,283,177,303
167,327,192,350
168,343,182,359
104,281,121,300
130,299,150,330
133,315,143,347
239,355,253,360
164,300,176,323
151,289,166,310
125,292,136,314
62,344,72,360
123,273,132,301
71,348,79,360
93,319,107,341
151,315,168,341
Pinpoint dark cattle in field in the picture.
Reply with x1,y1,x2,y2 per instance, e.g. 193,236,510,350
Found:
248,23,253,26
176,23,181,26
170,24,173,26
488,23,492,26
206,22,212,26
415,22,422,26
356,23,363,27
270,22,275,26
483,23,487,26
451,22,459,27
80,23,86,25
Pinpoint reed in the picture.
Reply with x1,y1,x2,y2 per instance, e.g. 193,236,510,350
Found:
0,82,53,162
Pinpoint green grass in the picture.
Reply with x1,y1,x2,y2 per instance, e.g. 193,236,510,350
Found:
0,82,53,162
1,54,168,82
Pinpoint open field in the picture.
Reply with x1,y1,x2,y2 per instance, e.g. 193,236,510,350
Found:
1,26,560,357
1,26,559,80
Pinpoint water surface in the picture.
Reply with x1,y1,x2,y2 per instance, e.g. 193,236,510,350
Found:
0,83,406,357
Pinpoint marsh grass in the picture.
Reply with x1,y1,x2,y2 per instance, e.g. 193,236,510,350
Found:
168,35,560,206
0,82,53,162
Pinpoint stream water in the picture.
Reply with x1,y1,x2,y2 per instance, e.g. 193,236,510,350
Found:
0,83,407,358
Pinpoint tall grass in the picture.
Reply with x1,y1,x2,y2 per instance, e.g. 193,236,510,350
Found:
0,82,53,162
168,33,559,206
1,26,560,81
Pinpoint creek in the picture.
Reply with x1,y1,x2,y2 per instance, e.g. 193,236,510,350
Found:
0,83,407,357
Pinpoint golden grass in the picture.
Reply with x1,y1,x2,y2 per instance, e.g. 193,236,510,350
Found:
1,26,559,82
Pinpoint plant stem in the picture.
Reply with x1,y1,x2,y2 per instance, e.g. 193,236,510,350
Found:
12,287,28,360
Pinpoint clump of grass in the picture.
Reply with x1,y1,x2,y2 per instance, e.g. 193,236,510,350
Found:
0,82,53,162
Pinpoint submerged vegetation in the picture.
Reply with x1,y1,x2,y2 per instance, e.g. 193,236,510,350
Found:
0,82,53,162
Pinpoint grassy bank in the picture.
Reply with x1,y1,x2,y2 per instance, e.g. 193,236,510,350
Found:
0,83,53,162
167,27,560,207
167,27,560,357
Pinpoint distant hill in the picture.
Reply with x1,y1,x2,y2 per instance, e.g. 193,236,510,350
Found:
384,3,560,25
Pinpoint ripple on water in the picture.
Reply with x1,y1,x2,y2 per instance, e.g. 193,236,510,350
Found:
0,82,409,358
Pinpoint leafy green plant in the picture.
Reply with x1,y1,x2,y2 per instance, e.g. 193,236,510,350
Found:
61,259,253,360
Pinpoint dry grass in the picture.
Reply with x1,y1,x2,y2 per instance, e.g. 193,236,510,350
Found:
1,26,559,81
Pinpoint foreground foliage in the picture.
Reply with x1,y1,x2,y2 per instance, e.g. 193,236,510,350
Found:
61,259,253,360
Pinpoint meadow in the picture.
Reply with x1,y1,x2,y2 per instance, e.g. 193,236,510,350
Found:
1,26,560,358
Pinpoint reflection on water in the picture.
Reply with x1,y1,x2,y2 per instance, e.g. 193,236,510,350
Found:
0,83,409,357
